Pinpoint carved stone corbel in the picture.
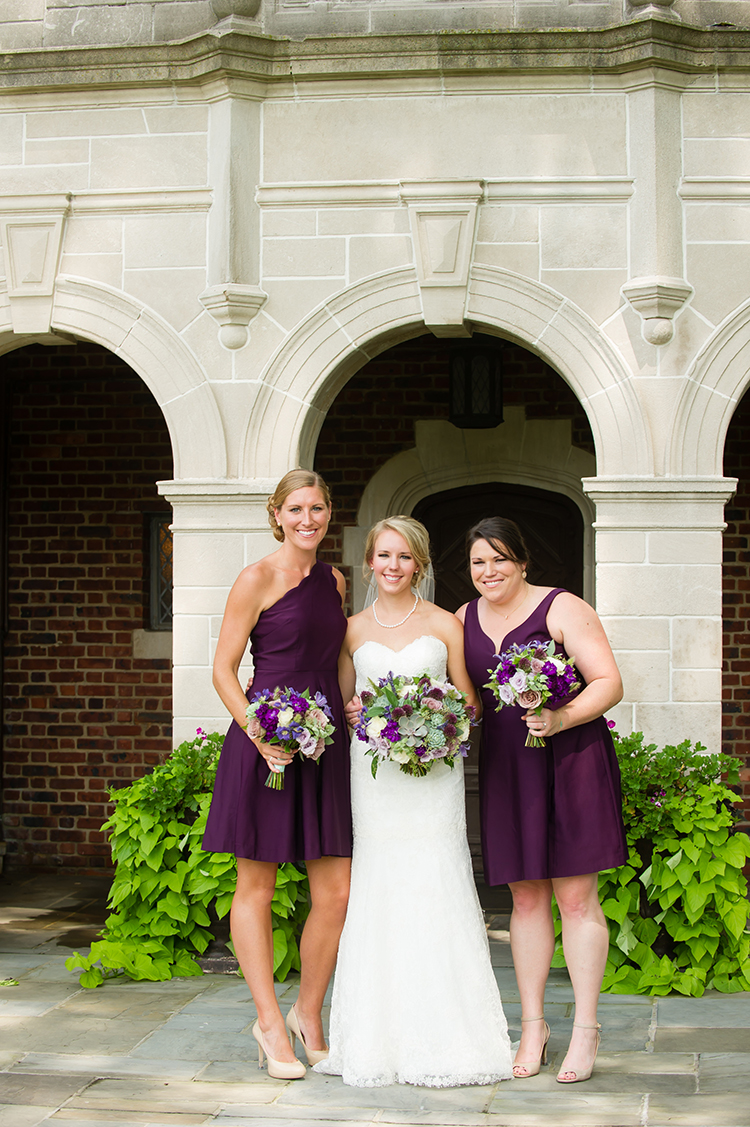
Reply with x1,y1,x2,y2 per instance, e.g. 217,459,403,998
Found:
209,0,261,33
400,180,483,338
627,0,680,20
621,276,693,346
0,194,71,334
199,283,267,350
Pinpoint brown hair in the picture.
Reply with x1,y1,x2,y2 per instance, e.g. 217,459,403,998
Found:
465,516,531,568
363,516,431,593
267,469,332,542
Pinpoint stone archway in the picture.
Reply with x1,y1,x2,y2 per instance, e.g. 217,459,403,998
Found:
0,276,227,480
668,297,750,477
242,264,651,481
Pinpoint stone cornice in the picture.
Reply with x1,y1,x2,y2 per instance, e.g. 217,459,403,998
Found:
1,21,750,96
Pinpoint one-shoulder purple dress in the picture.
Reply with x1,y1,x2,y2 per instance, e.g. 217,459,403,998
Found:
203,562,352,862
463,588,627,886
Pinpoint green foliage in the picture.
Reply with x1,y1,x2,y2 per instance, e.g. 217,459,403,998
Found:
66,731,310,988
551,732,750,996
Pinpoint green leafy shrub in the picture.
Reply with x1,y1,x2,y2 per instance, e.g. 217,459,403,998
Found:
66,731,309,988
552,732,750,996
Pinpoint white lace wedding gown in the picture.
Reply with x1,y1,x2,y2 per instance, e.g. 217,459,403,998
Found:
315,635,513,1088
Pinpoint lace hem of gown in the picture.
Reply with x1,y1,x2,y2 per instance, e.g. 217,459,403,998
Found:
314,1061,509,1088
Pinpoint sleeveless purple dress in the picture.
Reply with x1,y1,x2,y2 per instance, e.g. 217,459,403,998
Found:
203,562,352,862
463,588,627,886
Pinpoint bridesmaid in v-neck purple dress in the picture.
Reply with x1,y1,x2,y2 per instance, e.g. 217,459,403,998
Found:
458,517,626,1088
204,470,352,1082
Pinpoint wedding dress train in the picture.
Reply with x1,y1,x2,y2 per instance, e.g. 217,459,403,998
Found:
316,635,513,1088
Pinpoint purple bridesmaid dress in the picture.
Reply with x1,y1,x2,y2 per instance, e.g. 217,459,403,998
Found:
202,561,352,862
463,588,627,886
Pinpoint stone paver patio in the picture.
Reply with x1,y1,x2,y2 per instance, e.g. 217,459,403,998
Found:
1,870,749,1127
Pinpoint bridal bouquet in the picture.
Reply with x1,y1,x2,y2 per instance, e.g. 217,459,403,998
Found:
356,671,475,779
245,687,335,790
485,639,580,747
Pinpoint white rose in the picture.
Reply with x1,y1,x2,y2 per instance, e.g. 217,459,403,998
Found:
390,747,411,764
366,717,388,738
276,707,294,727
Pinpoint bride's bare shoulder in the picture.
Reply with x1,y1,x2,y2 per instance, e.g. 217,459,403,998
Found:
345,608,373,646
422,602,464,642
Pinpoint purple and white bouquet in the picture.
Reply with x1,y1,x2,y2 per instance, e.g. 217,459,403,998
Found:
485,639,581,747
356,671,476,779
245,687,335,790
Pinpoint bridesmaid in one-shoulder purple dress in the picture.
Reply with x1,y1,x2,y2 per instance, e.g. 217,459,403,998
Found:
203,562,351,861
458,517,626,1089
204,470,351,1082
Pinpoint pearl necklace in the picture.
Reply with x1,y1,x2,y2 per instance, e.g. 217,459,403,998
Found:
372,592,419,629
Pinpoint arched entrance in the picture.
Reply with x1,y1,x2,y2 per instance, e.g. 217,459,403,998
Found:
314,333,594,902
722,385,750,832
0,340,174,871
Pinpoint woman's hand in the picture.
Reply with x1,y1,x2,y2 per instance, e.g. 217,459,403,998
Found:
249,733,294,774
522,707,564,740
344,695,362,729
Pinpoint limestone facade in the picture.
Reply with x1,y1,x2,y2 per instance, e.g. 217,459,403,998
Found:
2,0,750,850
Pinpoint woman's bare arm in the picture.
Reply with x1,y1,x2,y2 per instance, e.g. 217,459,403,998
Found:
531,593,622,733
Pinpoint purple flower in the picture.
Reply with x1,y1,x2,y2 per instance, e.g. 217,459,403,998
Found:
607,719,616,729
402,703,414,717
444,722,457,739
383,720,400,742
542,661,557,677
360,690,374,705
426,687,445,700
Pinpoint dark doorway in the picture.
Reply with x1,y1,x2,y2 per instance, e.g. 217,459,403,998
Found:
413,482,586,910
413,481,584,613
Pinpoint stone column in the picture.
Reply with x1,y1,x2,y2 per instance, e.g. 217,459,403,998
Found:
199,87,267,349
622,73,692,347
582,477,736,754
158,481,277,744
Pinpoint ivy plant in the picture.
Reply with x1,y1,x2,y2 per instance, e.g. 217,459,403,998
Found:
551,732,750,996
66,731,309,988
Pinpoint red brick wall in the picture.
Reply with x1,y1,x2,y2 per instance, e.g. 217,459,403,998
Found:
723,385,750,825
314,333,594,591
1,342,173,871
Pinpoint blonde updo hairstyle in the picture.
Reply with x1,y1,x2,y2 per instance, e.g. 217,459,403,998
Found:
267,469,332,542
363,515,432,594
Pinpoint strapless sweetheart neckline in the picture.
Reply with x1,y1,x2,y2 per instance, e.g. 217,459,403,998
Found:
354,635,448,658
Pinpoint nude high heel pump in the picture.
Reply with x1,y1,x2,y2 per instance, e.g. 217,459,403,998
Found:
286,1004,329,1066
252,1020,306,1080
512,1015,551,1079
556,1021,601,1084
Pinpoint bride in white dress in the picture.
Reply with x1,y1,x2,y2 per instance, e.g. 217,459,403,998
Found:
315,516,512,1088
